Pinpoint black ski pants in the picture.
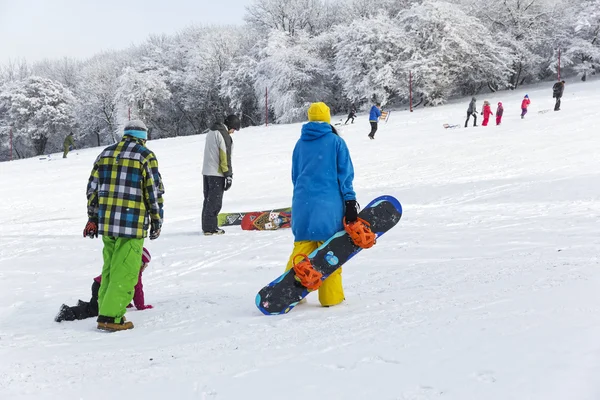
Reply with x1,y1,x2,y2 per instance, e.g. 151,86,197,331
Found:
345,116,355,124
554,96,561,111
368,121,378,137
63,281,100,321
202,175,225,232
465,111,477,127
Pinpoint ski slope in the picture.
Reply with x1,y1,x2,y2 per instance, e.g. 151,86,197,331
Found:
1,80,600,400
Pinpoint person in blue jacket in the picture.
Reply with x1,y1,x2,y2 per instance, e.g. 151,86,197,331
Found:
284,102,358,307
368,102,382,139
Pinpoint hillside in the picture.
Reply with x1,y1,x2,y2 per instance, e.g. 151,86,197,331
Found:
1,80,600,400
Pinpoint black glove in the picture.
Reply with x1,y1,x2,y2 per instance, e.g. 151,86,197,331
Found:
83,217,98,239
149,219,162,240
344,200,358,223
224,176,233,191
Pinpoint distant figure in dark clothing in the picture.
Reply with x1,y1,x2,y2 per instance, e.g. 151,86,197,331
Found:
553,80,565,111
63,132,75,158
465,97,478,127
345,108,356,124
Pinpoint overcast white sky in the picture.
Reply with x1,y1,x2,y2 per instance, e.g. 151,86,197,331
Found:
0,0,251,64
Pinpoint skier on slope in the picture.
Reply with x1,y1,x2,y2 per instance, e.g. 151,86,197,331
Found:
84,119,164,332
201,115,240,235
465,97,478,127
55,248,153,322
521,95,531,119
345,107,357,124
284,102,359,307
368,102,382,139
481,101,494,126
63,132,75,158
496,102,504,125
553,80,565,111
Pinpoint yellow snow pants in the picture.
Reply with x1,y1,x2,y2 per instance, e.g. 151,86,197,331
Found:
285,241,344,307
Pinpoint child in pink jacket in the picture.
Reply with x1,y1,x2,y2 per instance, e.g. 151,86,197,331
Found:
496,102,504,125
521,95,530,119
55,248,153,322
481,101,494,126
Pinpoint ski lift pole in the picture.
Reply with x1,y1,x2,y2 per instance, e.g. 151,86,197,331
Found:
409,71,413,112
265,87,268,127
9,126,13,161
558,48,561,81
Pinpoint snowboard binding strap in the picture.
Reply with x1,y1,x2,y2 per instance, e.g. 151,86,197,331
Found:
344,217,376,249
292,253,323,291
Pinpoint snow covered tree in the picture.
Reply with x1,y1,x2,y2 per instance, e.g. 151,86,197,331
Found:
551,0,600,81
75,52,128,146
339,0,416,19
254,29,332,123
458,0,559,88
397,1,515,103
245,0,335,36
334,1,514,106
221,54,261,125
333,14,407,106
178,26,243,131
0,59,31,85
115,65,171,137
0,76,75,156
31,57,81,91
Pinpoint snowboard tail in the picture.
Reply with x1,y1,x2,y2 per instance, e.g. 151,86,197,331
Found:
255,195,402,315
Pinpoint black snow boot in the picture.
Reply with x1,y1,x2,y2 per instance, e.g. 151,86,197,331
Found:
55,304,76,322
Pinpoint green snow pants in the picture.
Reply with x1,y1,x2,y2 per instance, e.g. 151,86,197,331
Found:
97,236,144,323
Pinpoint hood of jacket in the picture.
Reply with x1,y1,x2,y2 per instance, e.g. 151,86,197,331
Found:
210,122,228,134
300,122,333,141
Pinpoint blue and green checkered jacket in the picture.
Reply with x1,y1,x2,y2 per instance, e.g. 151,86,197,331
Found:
86,136,165,238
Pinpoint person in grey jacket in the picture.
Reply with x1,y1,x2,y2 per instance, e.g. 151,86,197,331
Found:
202,114,240,235
465,97,478,127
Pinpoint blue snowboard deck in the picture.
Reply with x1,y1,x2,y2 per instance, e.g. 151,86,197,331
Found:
255,195,402,315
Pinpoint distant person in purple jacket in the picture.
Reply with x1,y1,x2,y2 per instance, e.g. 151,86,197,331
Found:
55,248,153,322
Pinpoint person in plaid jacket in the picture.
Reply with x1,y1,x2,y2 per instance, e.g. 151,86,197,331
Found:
84,119,164,332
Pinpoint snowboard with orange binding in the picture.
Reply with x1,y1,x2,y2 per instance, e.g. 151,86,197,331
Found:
255,195,402,315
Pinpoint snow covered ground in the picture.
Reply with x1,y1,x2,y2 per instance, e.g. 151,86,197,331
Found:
1,79,600,399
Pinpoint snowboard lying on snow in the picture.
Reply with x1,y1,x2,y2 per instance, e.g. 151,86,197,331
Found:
217,207,291,227
241,210,292,231
255,195,402,315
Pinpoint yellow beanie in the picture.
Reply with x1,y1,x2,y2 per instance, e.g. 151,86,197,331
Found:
307,102,331,124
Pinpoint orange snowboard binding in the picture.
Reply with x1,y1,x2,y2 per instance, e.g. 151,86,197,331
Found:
292,253,323,291
344,217,377,249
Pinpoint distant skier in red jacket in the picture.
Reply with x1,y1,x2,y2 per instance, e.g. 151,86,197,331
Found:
521,95,530,119
496,102,504,125
481,101,494,126
55,248,153,322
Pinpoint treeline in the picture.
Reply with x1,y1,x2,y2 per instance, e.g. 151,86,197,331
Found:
0,0,598,159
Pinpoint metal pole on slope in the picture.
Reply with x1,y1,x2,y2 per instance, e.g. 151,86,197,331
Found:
558,48,561,81
265,87,268,127
128,107,131,120
9,126,13,161
409,71,413,112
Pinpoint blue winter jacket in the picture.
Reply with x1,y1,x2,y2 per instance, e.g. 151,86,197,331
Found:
291,122,356,242
369,105,381,122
